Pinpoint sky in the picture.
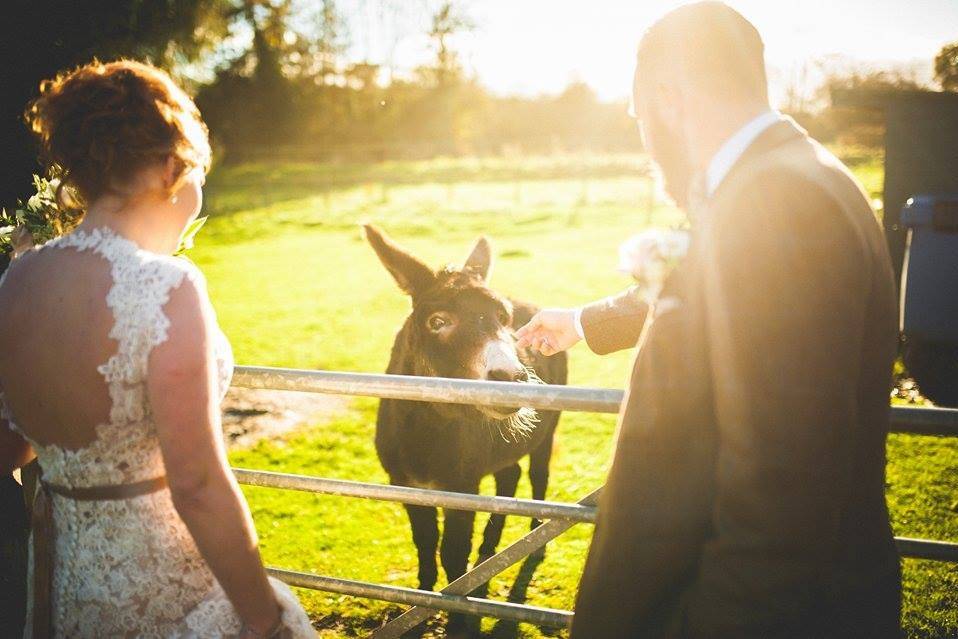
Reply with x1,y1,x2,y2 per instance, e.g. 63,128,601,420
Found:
339,0,958,104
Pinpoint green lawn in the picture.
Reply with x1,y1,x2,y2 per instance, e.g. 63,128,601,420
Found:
189,152,957,638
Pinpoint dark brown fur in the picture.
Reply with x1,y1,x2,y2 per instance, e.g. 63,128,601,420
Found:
365,225,567,630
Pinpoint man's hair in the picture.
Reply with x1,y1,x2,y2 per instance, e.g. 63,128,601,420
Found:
636,2,769,104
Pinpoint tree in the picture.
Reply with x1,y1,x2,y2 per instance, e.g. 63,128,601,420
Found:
0,0,233,211
196,0,325,156
805,60,925,146
935,42,958,92
286,0,348,83
426,1,474,87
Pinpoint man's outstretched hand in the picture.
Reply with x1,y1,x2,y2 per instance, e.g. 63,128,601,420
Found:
515,308,582,356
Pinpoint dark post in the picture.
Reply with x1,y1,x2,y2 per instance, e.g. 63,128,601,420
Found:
882,91,958,280
831,89,958,405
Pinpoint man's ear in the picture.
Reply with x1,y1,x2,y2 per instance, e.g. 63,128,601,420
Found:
363,224,436,296
463,236,493,282
655,81,685,132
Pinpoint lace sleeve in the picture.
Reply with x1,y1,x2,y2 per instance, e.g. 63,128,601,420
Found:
99,255,208,394
142,257,207,353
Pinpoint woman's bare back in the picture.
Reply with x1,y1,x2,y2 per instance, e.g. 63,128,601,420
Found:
0,242,115,450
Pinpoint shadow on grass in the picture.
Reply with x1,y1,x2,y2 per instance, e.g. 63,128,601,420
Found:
384,549,552,638
486,549,549,639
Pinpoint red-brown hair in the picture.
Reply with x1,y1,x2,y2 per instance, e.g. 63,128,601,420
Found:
25,59,211,212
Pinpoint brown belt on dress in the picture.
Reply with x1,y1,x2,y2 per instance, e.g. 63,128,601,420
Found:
31,475,168,639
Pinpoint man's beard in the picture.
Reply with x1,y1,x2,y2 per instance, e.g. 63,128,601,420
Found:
645,109,695,212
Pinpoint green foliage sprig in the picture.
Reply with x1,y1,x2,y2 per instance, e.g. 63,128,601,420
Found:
0,174,82,256
174,216,209,257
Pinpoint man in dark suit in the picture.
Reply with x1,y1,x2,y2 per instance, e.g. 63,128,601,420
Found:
516,3,902,637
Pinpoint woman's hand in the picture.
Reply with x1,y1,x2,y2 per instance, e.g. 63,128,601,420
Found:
515,308,582,356
237,599,287,639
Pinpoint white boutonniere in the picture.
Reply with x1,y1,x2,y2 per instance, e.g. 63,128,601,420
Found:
617,229,690,304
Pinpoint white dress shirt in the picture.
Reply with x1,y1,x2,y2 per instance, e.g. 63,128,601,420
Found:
572,109,784,340
704,109,783,197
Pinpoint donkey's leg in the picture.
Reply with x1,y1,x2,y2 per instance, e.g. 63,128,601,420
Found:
439,506,477,583
478,463,521,561
440,503,478,636
404,503,439,591
527,417,558,530
470,463,522,601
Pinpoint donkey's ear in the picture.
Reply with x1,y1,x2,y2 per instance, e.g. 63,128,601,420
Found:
463,236,493,282
363,224,436,296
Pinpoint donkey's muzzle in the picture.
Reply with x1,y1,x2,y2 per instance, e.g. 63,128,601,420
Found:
486,368,529,383
478,404,522,420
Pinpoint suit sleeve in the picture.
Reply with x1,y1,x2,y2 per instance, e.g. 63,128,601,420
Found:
579,287,649,355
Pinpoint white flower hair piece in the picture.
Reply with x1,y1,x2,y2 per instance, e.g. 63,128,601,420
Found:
617,229,690,303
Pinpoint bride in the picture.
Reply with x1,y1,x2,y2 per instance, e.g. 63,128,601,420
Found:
0,60,314,638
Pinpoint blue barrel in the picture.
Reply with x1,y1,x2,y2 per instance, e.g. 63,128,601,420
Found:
900,194,958,406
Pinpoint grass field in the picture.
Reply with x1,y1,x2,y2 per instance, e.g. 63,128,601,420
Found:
189,152,957,638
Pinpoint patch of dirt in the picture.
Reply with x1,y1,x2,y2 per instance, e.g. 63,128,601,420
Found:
221,387,349,450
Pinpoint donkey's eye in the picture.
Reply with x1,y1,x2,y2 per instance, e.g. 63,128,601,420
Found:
427,314,448,332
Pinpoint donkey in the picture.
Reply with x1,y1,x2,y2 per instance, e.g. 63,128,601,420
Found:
364,225,568,616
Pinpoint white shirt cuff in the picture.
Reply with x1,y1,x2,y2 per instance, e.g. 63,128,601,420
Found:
573,307,585,340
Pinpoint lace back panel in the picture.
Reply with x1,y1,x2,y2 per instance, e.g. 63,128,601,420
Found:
7,227,219,489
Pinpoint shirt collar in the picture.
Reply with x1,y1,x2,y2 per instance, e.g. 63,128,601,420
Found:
705,109,783,197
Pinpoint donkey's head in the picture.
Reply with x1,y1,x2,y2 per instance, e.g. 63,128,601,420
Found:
365,224,538,424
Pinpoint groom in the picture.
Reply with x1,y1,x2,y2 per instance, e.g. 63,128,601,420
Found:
517,2,902,637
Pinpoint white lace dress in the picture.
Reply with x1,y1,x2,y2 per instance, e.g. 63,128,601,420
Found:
0,227,314,638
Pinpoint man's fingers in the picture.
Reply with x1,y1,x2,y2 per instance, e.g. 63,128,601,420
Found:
531,335,551,354
515,315,541,338
515,319,543,348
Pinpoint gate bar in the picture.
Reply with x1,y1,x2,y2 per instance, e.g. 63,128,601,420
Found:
233,468,596,522
896,536,958,562
232,366,622,414
266,567,572,628
232,366,958,436
890,406,958,437
234,469,958,563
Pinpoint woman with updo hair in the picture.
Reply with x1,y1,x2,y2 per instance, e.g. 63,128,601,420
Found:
0,60,313,638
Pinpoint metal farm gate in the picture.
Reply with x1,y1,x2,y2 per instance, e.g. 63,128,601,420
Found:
229,366,958,637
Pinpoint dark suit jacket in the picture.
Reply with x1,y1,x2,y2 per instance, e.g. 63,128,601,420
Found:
571,120,902,639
